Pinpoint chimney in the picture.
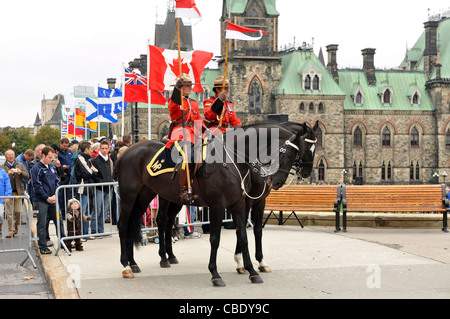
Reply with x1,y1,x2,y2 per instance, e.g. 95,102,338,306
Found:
423,20,439,78
362,48,376,86
326,44,339,84
107,78,116,90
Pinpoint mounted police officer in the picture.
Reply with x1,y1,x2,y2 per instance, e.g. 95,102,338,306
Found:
167,73,204,204
203,75,241,135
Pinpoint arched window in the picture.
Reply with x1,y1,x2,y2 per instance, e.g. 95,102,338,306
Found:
299,102,305,111
318,102,324,113
316,127,323,147
415,161,420,180
387,162,392,180
383,89,391,104
446,129,450,148
410,162,414,180
309,102,314,111
353,126,362,147
318,159,325,181
355,92,362,104
382,127,391,147
304,75,311,90
249,77,262,114
359,161,363,177
381,162,386,180
410,127,419,147
412,92,419,105
313,75,320,90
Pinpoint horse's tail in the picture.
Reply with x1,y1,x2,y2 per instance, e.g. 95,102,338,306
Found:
127,204,144,248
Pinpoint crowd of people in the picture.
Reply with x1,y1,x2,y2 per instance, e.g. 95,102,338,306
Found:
0,135,132,255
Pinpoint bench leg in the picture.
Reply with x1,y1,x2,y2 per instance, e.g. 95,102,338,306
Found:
334,210,340,232
343,211,347,232
443,211,448,233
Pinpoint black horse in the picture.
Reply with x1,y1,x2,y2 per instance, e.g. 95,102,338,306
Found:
116,121,312,286
233,121,319,274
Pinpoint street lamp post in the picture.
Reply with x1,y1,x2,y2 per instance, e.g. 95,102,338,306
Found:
433,172,439,184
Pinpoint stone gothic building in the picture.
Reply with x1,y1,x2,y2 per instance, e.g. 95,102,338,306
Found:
111,0,450,185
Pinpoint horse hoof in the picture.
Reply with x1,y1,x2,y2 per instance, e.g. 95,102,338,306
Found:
122,268,134,279
130,265,141,273
211,278,226,287
160,260,171,268
236,267,246,275
258,266,271,273
249,275,264,284
168,257,179,264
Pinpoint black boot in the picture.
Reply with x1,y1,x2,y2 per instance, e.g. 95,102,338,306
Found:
179,169,197,204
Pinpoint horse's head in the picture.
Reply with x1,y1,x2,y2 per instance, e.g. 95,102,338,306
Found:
296,121,318,178
267,123,311,190
282,121,319,179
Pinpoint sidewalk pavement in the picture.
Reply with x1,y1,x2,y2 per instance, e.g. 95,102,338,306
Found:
39,222,450,299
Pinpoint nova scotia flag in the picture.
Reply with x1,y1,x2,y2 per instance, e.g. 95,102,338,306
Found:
86,87,126,123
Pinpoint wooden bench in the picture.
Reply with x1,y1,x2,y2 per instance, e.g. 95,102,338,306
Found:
341,184,449,232
263,185,342,231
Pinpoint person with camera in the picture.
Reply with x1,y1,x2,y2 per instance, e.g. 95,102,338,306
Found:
0,149,29,238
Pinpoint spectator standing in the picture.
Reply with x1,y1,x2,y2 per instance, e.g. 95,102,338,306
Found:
30,146,66,254
91,140,113,236
0,150,30,238
28,144,45,208
15,149,34,189
74,141,98,237
55,138,73,219
0,167,12,236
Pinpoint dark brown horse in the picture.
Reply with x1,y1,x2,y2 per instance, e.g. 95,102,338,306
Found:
233,121,319,274
116,121,312,286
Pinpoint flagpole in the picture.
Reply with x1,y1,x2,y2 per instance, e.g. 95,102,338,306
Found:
97,83,100,137
218,18,230,129
177,16,193,199
147,39,152,140
121,62,125,138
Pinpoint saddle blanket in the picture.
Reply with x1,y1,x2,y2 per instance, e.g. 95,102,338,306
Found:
146,140,208,177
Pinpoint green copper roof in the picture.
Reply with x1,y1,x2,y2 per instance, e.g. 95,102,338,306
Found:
399,17,450,79
338,69,434,111
225,0,279,16
274,50,345,96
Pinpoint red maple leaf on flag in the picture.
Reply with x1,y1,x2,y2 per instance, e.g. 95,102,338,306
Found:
169,58,191,78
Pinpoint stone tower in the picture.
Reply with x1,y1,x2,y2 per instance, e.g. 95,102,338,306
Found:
219,0,282,122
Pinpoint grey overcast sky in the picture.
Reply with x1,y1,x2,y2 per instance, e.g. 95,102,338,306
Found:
0,0,449,128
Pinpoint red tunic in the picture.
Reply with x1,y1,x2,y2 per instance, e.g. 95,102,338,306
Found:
167,97,204,148
203,95,242,134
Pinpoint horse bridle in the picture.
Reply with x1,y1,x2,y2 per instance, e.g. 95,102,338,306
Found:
292,134,317,176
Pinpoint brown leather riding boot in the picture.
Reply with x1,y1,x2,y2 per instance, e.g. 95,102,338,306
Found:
178,169,198,204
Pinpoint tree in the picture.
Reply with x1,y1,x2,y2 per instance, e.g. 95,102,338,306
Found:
0,133,11,154
3,127,32,154
32,126,61,147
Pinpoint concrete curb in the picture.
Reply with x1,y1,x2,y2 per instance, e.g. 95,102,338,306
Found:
31,219,79,299
264,211,448,228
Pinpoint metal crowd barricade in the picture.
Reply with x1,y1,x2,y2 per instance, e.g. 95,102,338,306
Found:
0,195,37,268
55,182,120,256
54,182,235,255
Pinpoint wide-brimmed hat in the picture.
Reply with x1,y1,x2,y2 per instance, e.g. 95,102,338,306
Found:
213,75,230,88
172,73,199,86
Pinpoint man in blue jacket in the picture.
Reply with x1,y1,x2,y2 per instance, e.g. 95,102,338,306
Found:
30,146,66,254
0,167,12,236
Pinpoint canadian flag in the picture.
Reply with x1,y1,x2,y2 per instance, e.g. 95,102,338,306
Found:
225,22,268,41
148,45,213,93
175,0,201,19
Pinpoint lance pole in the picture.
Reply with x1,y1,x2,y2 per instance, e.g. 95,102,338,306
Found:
177,17,193,197
218,19,230,129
